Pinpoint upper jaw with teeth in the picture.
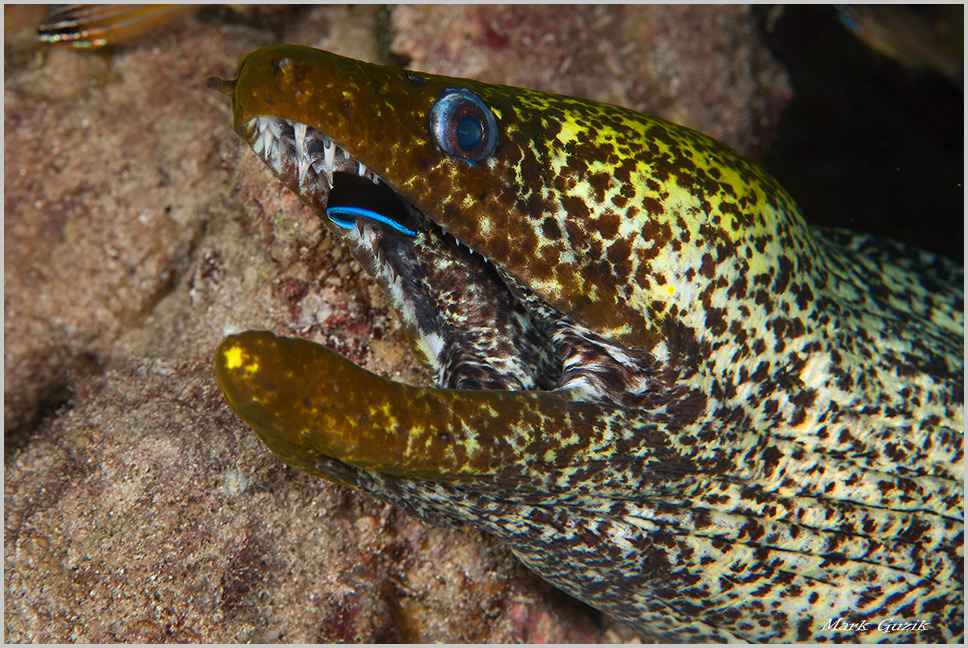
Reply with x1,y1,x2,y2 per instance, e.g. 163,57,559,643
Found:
249,116,380,199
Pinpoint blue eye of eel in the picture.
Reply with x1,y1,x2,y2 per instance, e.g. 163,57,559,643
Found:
429,88,498,163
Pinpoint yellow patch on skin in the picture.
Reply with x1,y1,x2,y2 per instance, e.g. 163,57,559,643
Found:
222,345,245,369
222,344,259,374
665,285,675,296
555,119,581,144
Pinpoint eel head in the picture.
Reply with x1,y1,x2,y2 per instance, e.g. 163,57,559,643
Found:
210,45,964,641
211,44,740,488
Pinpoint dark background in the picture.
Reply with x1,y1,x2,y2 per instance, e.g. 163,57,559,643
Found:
756,5,963,262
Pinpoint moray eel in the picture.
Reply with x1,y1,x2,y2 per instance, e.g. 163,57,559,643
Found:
210,45,964,642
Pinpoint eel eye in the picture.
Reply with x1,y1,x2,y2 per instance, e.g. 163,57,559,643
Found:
429,89,498,163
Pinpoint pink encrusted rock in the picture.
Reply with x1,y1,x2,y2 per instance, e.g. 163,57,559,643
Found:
5,5,791,642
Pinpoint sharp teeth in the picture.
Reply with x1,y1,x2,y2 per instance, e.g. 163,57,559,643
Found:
271,140,285,172
297,155,310,186
293,123,310,185
293,122,307,149
323,140,335,187
251,119,382,193
266,118,283,140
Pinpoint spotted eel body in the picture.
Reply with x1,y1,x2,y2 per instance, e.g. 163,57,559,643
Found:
211,45,964,642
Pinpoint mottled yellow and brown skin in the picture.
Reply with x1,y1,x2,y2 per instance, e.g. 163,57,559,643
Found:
214,45,963,642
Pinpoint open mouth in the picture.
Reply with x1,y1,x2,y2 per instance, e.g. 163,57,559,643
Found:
244,115,656,407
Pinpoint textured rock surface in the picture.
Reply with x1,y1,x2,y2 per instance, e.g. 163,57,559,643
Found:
5,357,598,642
5,5,789,642
390,4,791,160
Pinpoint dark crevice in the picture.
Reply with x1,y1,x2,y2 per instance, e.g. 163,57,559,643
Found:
756,5,962,261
